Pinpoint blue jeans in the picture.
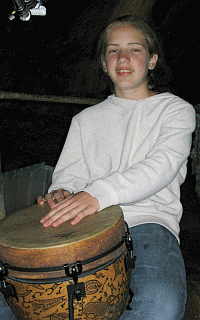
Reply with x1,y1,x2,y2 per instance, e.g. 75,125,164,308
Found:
0,223,187,320
120,223,187,320
0,292,18,320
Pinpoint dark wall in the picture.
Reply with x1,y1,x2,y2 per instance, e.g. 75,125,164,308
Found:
0,100,85,172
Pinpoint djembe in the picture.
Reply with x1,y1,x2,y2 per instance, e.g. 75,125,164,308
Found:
0,203,134,320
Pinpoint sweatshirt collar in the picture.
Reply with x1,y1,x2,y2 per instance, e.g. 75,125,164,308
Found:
108,93,170,110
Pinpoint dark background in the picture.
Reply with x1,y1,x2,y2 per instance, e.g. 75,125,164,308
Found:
0,0,199,103
0,0,200,273
1,0,200,172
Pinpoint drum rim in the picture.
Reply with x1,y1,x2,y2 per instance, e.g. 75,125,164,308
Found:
5,237,125,273
5,249,128,285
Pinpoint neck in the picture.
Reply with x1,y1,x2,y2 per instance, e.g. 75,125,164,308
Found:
115,86,156,101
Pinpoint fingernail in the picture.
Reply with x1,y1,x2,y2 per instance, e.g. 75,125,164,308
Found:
42,222,49,227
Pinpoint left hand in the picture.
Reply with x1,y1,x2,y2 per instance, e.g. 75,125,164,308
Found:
40,191,100,227
37,189,71,208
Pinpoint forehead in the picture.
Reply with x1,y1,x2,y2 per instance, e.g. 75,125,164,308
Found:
106,23,147,47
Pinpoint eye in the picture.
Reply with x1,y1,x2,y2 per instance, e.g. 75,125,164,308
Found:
108,49,118,54
131,48,140,53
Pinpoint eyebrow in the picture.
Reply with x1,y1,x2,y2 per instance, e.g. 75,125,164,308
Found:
107,42,145,47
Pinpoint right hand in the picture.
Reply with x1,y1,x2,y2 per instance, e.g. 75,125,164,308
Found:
37,189,71,209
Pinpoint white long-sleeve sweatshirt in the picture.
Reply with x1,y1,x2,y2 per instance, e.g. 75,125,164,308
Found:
49,93,196,241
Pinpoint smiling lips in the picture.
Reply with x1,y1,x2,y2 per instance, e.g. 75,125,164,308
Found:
116,69,133,75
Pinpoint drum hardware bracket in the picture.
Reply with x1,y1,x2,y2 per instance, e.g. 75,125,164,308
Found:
64,262,86,320
67,282,86,320
64,261,83,285
125,254,137,271
123,226,137,270
0,262,18,302
0,261,8,280
67,282,86,301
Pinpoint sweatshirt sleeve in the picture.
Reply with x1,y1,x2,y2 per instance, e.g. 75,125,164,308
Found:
82,101,196,210
48,117,89,193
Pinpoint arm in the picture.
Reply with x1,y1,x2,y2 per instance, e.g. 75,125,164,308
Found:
38,117,90,207
48,117,90,193
39,116,100,226
83,101,196,209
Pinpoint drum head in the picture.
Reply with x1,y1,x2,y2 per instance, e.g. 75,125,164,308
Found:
0,203,124,268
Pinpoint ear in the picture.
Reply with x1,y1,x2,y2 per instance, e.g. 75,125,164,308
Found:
102,59,108,73
148,53,158,70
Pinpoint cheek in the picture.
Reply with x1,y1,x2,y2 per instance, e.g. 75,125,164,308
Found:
103,57,116,75
134,56,149,70
106,56,115,68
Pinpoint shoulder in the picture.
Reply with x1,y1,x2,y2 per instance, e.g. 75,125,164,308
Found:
157,92,194,109
155,93,195,117
73,96,114,121
157,93,196,130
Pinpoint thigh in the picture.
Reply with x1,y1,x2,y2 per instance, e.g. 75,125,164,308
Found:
0,292,18,320
121,224,187,320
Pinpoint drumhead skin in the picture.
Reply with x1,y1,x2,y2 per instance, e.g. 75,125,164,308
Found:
0,203,125,269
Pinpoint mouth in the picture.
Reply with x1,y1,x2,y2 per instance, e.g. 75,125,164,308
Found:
116,69,133,75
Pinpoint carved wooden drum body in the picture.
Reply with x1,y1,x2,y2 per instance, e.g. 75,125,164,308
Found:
0,204,131,320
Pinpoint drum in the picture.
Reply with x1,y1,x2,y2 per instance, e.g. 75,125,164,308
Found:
0,203,133,320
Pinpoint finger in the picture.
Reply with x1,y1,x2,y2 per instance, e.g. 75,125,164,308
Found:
70,205,97,226
70,211,87,226
52,190,65,203
63,190,72,199
44,198,87,227
42,205,80,227
51,200,83,224
37,196,46,206
40,208,60,225
40,193,99,227
40,198,77,226
45,193,57,208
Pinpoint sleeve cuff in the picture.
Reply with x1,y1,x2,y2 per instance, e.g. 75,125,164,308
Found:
82,180,119,211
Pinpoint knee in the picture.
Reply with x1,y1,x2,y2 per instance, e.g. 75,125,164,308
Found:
130,279,186,320
145,281,186,319
0,293,18,320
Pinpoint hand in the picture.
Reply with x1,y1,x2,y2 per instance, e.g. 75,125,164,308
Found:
40,191,100,227
37,189,71,209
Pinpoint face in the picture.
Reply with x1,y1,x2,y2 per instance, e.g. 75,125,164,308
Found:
102,24,158,99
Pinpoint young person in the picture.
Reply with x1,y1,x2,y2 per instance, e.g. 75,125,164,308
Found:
37,15,195,320
0,15,195,320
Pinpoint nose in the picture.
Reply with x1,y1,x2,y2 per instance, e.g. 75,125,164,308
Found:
117,49,130,63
